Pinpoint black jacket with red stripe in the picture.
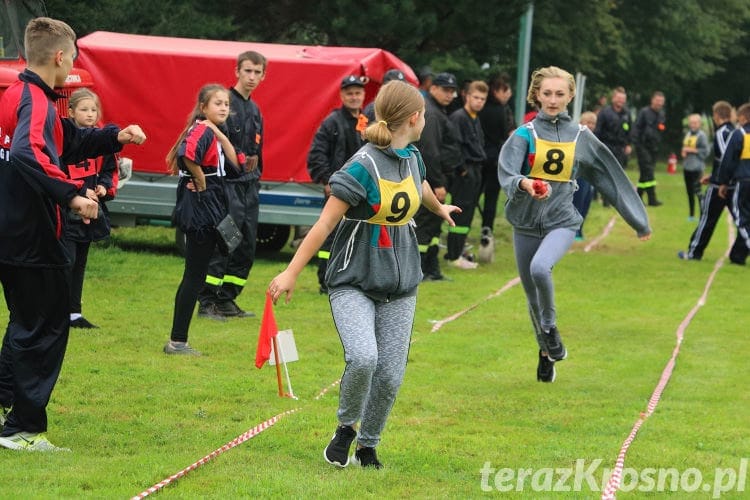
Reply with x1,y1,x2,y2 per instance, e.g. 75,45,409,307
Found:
0,69,123,268
63,122,119,243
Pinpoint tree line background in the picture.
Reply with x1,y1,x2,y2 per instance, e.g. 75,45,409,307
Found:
47,0,750,154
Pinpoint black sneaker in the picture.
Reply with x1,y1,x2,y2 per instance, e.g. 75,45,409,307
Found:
216,301,255,318
70,316,99,329
323,425,356,468
537,350,555,382
197,303,227,322
544,326,567,361
352,446,383,469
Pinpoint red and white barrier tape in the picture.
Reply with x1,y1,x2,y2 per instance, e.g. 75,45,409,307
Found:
584,217,616,253
601,221,734,499
314,379,341,400
131,408,299,499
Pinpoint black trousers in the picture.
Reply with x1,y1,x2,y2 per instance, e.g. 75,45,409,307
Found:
199,178,259,305
446,164,482,260
683,170,703,218
686,184,748,263
636,147,657,186
734,180,750,256
0,264,70,435
63,239,91,315
171,230,218,342
480,157,501,230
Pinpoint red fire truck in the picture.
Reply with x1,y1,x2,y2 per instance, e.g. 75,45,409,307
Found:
0,1,417,251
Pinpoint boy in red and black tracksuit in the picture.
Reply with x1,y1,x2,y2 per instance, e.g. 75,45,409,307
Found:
679,101,747,263
717,102,750,259
0,17,145,449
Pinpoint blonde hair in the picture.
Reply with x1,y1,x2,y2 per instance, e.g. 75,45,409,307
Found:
467,80,489,95
364,81,424,148
24,17,76,66
712,101,733,121
166,83,229,174
737,103,750,123
579,111,597,130
68,88,102,123
526,66,576,107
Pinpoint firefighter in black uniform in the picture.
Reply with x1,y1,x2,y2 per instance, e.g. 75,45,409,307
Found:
198,51,266,319
306,75,369,292
633,91,666,206
414,72,463,280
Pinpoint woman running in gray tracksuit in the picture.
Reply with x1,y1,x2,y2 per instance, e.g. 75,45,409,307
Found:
499,66,652,383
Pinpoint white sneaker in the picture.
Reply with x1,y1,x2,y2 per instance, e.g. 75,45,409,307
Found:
449,256,478,270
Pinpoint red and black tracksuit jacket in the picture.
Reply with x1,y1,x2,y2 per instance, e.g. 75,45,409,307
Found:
63,125,119,242
0,69,122,268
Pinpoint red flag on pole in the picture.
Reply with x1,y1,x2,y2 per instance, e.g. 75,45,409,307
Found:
255,293,278,369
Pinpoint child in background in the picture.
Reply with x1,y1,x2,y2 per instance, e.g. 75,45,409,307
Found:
681,113,710,221
164,84,242,356
64,89,119,329
572,111,597,240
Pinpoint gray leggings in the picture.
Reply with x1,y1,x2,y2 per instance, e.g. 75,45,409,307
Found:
329,289,415,448
513,229,576,349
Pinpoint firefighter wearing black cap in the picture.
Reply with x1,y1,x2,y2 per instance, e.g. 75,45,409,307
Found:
307,74,369,292
414,72,463,280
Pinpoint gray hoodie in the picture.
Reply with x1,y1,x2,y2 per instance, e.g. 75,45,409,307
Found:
326,143,426,301
499,111,650,238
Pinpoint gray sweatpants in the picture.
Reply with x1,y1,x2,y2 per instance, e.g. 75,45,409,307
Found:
329,288,415,448
513,228,576,349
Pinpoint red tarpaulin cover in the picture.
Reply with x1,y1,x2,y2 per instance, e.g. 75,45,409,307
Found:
76,32,416,182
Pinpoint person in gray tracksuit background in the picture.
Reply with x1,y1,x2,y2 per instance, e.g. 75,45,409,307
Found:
499,66,652,383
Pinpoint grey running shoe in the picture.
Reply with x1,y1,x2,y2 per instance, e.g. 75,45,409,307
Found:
544,326,567,362
323,425,356,467
0,432,71,452
352,446,383,469
537,350,555,383
163,341,202,356
0,406,9,427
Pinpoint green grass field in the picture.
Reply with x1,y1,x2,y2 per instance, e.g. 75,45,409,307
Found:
1,167,748,499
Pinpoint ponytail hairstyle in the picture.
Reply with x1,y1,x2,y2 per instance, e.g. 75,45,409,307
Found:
166,83,228,174
526,66,576,108
68,87,102,124
364,80,424,148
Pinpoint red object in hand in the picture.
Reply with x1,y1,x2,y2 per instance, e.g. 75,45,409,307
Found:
532,179,548,196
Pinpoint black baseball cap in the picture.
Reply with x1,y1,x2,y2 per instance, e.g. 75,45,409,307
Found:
432,72,458,89
383,69,406,83
341,75,366,89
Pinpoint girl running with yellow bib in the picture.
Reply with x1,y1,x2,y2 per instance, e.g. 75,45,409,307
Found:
268,81,460,468
499,66,652,383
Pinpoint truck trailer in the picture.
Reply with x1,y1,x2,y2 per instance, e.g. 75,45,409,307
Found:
75,31,417,251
